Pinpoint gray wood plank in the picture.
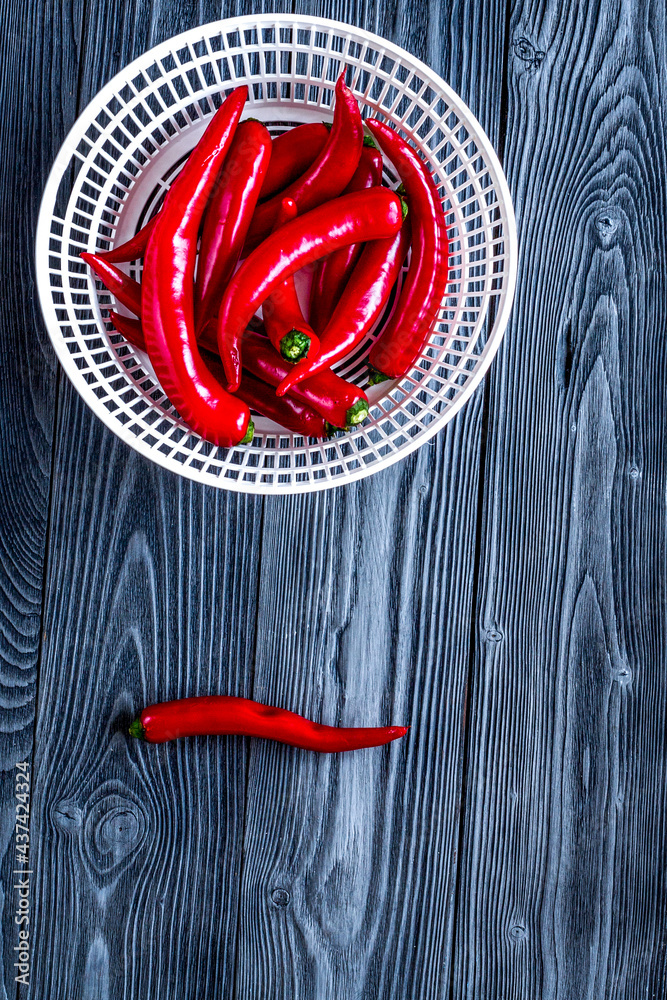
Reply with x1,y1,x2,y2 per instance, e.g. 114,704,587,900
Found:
29,388,263,1000
453,0,667,997
233,1,508,997
26,2,273,998
0,1,84,996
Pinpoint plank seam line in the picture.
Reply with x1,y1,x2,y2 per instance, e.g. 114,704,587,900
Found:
23,5,93,993
15,363,61,1000
230,490,266,1000
447,1,514,994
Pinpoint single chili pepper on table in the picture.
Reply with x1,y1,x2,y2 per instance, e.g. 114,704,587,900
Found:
244,74,364,249
142,86,254,446
96,212,160,263
80,253,142,316
242,330,369,428
259,122,330,200
277,205,411,395
262,197,320,363
194,119,272,337
309,143,383,334
218,187,404,390
129,695,408,751
364,119,449,382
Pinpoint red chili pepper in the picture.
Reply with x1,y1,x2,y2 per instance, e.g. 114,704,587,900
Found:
277,208,411,395
96,213,159,263
218,187,403,390
142,87,254,446
365,120,449,381
309,145,383,334
243,330,369,428
109,310,145,350
108,313,367,432
80,253,142,316
235,371,328,438
244,74,363,249
129,695,408,751
262,197,320,363
194,119,272,336
259,122,330,200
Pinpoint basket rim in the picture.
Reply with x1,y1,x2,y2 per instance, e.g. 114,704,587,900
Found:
35,12,517,494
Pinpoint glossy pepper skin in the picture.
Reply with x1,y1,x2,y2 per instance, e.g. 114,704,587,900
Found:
108,310,145,349
365,119,449,380
262,197,320,363
129,695,408,752
142,87,253,447
97,213,159,263
277,211,411,395
244,74,363,248
242,330,369,428
309,144,383,334
108,315,332,438
194,119,272,336
259,122,330,200
81,253,142,316
218,187,404,390
235,371,328,438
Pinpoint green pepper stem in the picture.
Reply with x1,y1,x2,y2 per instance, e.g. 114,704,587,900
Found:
241,419,255,445
280,329,311,362
345,399,369,426
128,719,146,740
367,366,392,386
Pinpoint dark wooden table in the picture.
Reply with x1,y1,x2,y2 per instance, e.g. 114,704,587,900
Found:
2,1,665,996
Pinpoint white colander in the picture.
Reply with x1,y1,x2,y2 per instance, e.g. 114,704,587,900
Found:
36,14,517,494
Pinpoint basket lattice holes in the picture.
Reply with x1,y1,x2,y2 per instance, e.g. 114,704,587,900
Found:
39,17,515,493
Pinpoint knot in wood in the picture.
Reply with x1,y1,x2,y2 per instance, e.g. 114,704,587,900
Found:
271,888,290,908
83,786,146,878
513,36,545,68
52,800,82,833
594,207,623,249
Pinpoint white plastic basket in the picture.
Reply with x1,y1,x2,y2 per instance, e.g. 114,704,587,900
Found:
36,14,517,494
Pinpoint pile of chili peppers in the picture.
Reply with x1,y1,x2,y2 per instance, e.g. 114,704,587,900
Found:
82,78,449,447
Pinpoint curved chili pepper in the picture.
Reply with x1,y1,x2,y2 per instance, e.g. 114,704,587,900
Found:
309,145,383,334
196,341,327,436
243,330,369,428
142,86,253,446
110,309,351,434
244,74,363,249
277,208,411,395
108,310,145,350
259,122,330,200
365,120,449,380
80,253,142,316
262,197,320,363
218,187,403,390
194,119,272,336
109,313,367,432
129,695,408,751
97,213,159,263
235,372,328,438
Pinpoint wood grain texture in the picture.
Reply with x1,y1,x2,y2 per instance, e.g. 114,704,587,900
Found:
0,1,85,996
453,0,667,997
26,2,269,998
28,388,263,1000
232,1,507,996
